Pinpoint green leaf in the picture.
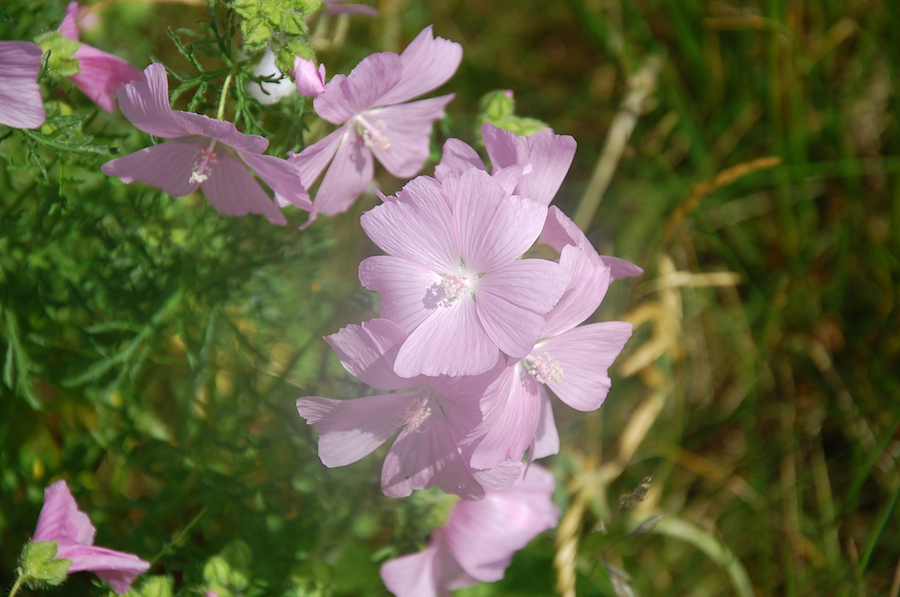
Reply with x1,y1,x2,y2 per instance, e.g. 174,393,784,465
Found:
19,540,72,587
34,31,82,77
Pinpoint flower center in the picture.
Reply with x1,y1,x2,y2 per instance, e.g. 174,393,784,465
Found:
352,114,392,152
400,397,432,430
189,139,219,184
527,353,564,385
440,274,472,302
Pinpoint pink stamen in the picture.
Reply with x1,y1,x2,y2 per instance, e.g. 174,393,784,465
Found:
527,353,564,385
189,139,219,184
352,114,392,152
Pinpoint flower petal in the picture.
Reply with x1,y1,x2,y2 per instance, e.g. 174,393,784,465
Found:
56,543,150,595
175,112,268,154
314,53,403,124
375,26,463,107
368,94,454,178
116,63,187,139
59,2,81,40
539,321,633,411
324,319,410,391
360,175,457,272
0,41,46,129
434,138,485,182
312,127,373,215
380,533,475,597
532,391,559,460
239,151,311,211
33,480,95,545
358,255,441,332
393,296,499,378
200,149,286,224
101,137,204,197
70,44,143,113
287,126,344,191
296,393,410,467
541,245,611,338
292,56,325,97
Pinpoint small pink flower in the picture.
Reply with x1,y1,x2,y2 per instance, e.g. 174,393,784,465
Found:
58,2,144,113
102,63,311,224
380,465,559,597
0,41,46,129
33,480,150,594
293,57,326,98
289,26,462,217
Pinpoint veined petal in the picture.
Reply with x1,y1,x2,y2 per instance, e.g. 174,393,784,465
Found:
200,149,287,225
175,112,268,154
393,296,498,378
288,126,345,191
600,255,644,280
434,138,485,182
360,176,457,272
0,41,46,129
454,170,548,272
474,290,545,359
358,256,441,332
481,123,519,174
296,393,410,467
324,319,410,391
532,391,559,460
368,94,454,178
312,127,373,215
59,2,81,40
541,245,611,338
239,152,311,211
70,44,143,113
101,137,204,198
375,26,462,106
116,63,188,139
34,481,95,545
380,532,476,597
56,544,150,595
539,321,632,411
314,53,403,124
293,56,325,97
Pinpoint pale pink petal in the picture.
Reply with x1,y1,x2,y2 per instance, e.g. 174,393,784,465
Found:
468,363,542,469
296,393,410,467
116,63,188,139
539,321,632,411
200,150,287,224
324,319,409,391
34,481,95,545
314,53,403,124
375,26,463,106
57,544,150,594
324,1,379,16
239,152,311,211
358,256,441,332
491,163,528,198
0,41,46,129
101,137,204,197
434,138,485,181
471,460,523,491
293,57,325,97
454,169,547,272
600,255,644,280
59,2,81,40
175,112,268,154
70,44,143,113
480,123,519,173
393,296,498,378
474,294,545,360
287,126,344,191
427,354,506,402
532,391,559,460
444,465,559,581
312,127,373,215
541,245,611,338
382,405,484,500
360,176,457,272
368,94,454,178
380,546,443,597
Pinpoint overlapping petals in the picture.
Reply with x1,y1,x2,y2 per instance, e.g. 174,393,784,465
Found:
102,62,310,224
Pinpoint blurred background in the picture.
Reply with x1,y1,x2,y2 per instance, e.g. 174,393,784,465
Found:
1,0,898,595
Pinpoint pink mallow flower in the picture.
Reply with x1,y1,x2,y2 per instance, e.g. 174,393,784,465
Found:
102,63,310,225
380,464,559,597
467,241,633,469
0,41,46,129
288,25,462,217
359,169,570,378
58,2,144,113
296,318,521,500
33,480,150,594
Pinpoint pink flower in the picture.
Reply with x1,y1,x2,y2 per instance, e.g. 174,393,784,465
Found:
289,26,462,217
359,170,570,378
434,123,577,207
293,57,326,98
323,0,378,16
467,243,633,469
102,63,310,225
33,480,150,594
380,464,559,597
296,319,521,500
58,2,144,113
0,41,46,129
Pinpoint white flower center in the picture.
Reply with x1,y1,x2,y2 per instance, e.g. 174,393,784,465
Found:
352,114,392,152
400,397,432,430
527,353,564,385
189,139,219,184
440,274,472,302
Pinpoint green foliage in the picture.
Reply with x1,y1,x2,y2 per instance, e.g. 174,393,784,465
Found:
18,540,71,588
34,31,82,78
230,0,321,72
477,90,550,137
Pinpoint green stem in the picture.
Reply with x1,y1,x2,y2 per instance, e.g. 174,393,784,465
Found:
216,72,233,121
8,572,26,597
